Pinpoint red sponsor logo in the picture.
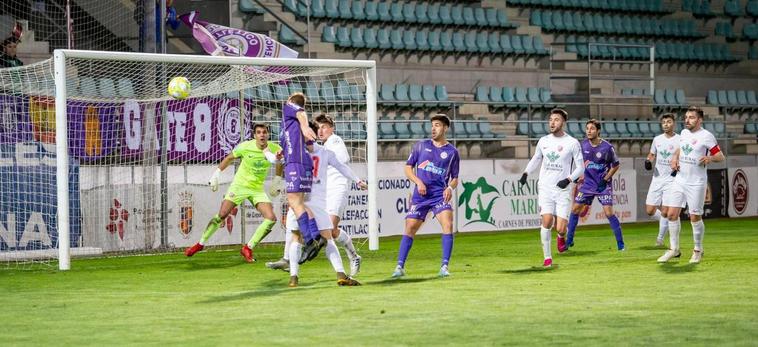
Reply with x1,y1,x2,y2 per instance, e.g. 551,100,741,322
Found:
107,199,129,240
732,170,748,215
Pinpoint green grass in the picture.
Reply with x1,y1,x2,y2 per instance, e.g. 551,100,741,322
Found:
2,218,758,346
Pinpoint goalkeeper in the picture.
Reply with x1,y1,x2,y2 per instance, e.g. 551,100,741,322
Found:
185,123,284,262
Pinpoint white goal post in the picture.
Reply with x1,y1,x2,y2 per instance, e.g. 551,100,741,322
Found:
52,49,379,270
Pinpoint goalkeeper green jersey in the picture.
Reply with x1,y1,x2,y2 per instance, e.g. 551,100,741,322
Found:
231,140,281,191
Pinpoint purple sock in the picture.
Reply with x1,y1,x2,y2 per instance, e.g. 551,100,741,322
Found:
308,218,321,241
441,233,453,266
566,212,579,246
608,215,624,249
397,235,414,267
297,213,312,243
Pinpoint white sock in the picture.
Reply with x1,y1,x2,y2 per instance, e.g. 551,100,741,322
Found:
657,217,668,241
283,229,292,260
336,229,358,260
691,220,705,251
288,241,302,277
325,239,346,274
668,218,680,251
540,227,552,259
651,209,662,221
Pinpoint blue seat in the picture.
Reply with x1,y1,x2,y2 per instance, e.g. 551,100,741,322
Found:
527,87,541,106
512,35,525,54
439,4,453,25
377,1,391,21
465,31,479,53
409,121,426,138
531,9,543,27
451,5,465,25
288,81,303,96
240,0,265,14
500,34,514,54
675,89,686,105
325,0,339,18
422,85,437,107
466,122,484,138
351,0,365,20
395,84,410,107
654,89,666,106
321,25,336,43
305,81,322,103
321,80,336,102
539,88,552,106
707,90,719,105
664,89,677,105
428,3,441,24
440,31,454,52
365,1,378,20
336,27,351,47
390,29,404,50
390,2,404,22
377,28,391,49
378,122,396,139
515,87,529,108
395,122,411,139
428,30,442,51
452,31,466,52
310,0,326,17
518,122,529,135
416,3,429,23
533,36,549,55
350,27,364,48
363,27,378,49
747,90,758,105
486,8,500,27
409,84,424,106
338,0,352,19
336,80,352,100
117,78,134,98
476,32,489,53
453,123,468,139
99,78,116,98
256,84,273,100
435,85,450,106
727,90,739,106
718,90,729,106
502,87,515,104
463,7,477,26
490,86,504,107
402,30,417,50
488,32,502,53
638,121,651,138
379,84,395,104
416,30,429,51
402,3,416,23
475,86,490,102
497,9,511,28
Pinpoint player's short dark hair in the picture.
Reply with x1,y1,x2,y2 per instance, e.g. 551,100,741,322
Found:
430,113,450,127
660,113,676,122
253,123,269,133
308,120,319,135
586,119,601,131
686,106,704,119
314,114,335,128
289,92,306,107
550,108,568,121
2,37,18,47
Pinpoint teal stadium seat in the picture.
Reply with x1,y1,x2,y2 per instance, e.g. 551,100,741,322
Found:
747,91,758,105
395,122,411,139
452,32,466,52
336,80,351,101
239,0,265,14
488,32,502,53
395,84,410,107
321,80,336,102
322,25,336,43
273,84,289,101
515,87,529,108
416,3,429,23
288,81,303,96
305,81,322,102
378,1,391,21
402,3,416,23
403,30,417,50
409,121,425,138
365,1,378,20
80,76,99,96
409,84,424,106
502,87,515,104
336,27,350,47
416,30,429,51
476,32,489,53
465,31,479,53
490,86,505,107
390,29,403,50
500,34,514,54
435,85,450,106
422,85,437,107
99,78,116,98
428,30,442,51
256,84,273,100
428,3,441,24
476,86,490,102
117,78,134,98
512,35,525,54
379,84,395,104
451,5,465,25
377,28,391,50
325,0,339,18
518,122,529,135
463,7,478,26
439,4,453,25
350,27,364,48
351,0,365,20
338,0,352,19
465,122,483,138
391,2,404,22
707,90,719,105
379,122,396,139
364,27,378,49
440,31,454,52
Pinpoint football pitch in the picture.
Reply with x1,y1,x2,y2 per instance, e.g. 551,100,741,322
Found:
2,218,757,346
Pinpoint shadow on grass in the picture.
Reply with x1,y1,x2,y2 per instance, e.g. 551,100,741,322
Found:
366,276,439,286
499,265,560,274
637,245,668,251
181,258,246,271
197,278,336,304
658,262,698,274
559,250,599,257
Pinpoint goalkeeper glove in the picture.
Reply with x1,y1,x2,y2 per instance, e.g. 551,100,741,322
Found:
208,168,221,192
557,178,571,189
518,173,528,186
644,160,652,171
269,176,284,197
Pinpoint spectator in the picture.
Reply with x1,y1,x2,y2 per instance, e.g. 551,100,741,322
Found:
0,37,23,68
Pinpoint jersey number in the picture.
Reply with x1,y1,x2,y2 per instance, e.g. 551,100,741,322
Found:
311,155,320,178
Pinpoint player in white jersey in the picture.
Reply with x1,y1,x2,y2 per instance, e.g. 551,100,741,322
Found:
283,121,367,287
315,114,362,276
658,107,725,264
644,113,683,247
519,109,585,268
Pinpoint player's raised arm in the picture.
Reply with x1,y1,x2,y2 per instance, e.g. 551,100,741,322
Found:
520,138,543,185
296,110,317,142
208,153,236,192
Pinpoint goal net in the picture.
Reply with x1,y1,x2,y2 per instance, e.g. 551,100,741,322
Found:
0,50,378,269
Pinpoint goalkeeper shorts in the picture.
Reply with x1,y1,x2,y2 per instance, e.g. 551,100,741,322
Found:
224,184,271,206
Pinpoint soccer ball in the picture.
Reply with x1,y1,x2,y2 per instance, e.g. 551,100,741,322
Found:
167,76,191,100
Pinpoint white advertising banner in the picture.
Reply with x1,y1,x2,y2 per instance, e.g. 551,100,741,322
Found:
456,170,637,232
728,167,758,217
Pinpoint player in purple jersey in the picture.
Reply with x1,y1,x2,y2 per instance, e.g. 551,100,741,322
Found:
565,119,625,251
279,93,322,259
392,114,460,278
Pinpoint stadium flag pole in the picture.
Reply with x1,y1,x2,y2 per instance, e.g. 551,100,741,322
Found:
366,65,379,250
54,50,71,270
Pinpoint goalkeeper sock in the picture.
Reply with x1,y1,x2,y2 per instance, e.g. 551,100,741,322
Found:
247,219,276,249
657,216,668,242
397,235,414,267
540,227,552,259
441,233,453,266
691,220,704,251
199,214,222,245
296,213,311,243
288,241,302,277
325,239,345,273
608,215,624,250
566,212,579,246
336,228,358,260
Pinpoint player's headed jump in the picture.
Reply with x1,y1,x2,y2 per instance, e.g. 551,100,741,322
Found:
684,106,704,131
660,113,676,134
314,114,335,141
288,92,306,107
548,108,568,134
253,123,270,145
585,119,601,140
430,113,450,141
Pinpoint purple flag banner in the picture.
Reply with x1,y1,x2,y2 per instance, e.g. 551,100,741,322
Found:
179,11,298,59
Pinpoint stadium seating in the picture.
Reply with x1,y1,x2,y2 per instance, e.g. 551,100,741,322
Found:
707,90,758,109
565,36,737,63
530,10,703,38
508,0,669,14
239,0,265,14
379,83,450,108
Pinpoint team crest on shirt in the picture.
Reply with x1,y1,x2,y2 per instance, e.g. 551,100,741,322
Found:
557,145,563,152
440,151,448,159
692,139,698,145
595,152,602,159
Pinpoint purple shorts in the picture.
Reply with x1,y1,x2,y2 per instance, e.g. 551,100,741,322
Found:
406,196,452,221
575,190,614,206
285,163,312,193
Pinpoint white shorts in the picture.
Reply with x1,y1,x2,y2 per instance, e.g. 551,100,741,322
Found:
286,203,334,232
662,181,706,215
645,176,678,207
538,186,572,220
325,185,349,217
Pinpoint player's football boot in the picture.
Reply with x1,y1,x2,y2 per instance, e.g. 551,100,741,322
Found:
240,245,254,263
391,265,406,278
543,258,553,268
438,265,450,277
657,249,681,263
265,258,289,271
689,250,703,264
337,277,361,286
350,256,362,277
300,237,327,264
557,235,568,253
288,276,298,288
184,243,204,257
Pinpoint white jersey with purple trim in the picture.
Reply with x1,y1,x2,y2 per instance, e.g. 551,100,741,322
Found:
307,143,360,206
